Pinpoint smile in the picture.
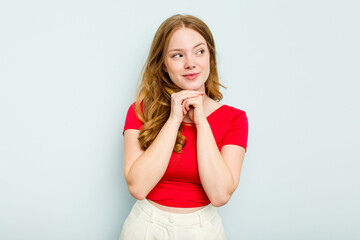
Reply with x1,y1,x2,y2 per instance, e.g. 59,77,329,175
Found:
183,73,200,80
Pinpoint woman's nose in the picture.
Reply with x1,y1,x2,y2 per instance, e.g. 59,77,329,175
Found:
184,56,196,69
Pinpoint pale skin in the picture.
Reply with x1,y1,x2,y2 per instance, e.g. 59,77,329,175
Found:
123,27,246,213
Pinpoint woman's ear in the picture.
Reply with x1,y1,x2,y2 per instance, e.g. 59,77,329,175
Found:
163,65,167,73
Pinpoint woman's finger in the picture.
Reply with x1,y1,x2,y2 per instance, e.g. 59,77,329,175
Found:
172,93,199,106
183,99,188,112
175,91,204,102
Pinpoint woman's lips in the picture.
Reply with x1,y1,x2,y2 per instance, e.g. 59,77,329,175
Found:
183,73,200,80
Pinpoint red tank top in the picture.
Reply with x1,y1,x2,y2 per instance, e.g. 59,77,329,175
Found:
123,102,248,207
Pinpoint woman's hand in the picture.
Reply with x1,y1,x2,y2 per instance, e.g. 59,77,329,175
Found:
182,92,207,126
169,90,204,124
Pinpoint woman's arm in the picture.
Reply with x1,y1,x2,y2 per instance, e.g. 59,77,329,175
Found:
196,121,246,207
123,118,180,200
182,95,246,207
124,91,204,199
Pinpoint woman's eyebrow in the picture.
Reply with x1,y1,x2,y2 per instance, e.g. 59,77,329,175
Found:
168,42,206,52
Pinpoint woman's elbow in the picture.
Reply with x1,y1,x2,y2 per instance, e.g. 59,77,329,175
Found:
210,194,232,207
127,184,148,200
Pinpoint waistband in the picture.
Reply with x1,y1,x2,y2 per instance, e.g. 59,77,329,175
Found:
136,199,217,227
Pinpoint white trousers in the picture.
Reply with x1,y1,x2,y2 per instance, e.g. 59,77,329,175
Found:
119,199,226,240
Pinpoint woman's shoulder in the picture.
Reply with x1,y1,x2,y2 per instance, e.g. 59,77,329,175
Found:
207,102,247,126
218,103,247,117
127,100,144,112
217,104,248,132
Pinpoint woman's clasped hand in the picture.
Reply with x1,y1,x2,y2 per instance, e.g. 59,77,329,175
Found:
169,90,205,125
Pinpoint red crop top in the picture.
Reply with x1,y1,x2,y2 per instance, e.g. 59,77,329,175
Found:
123,102,248,208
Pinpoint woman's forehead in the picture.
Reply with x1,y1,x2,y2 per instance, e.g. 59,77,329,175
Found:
167,28,206,50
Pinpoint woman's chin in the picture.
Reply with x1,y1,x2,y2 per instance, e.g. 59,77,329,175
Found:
181,85,205,92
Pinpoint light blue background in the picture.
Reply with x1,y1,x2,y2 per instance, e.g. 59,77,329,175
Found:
1,0,359,239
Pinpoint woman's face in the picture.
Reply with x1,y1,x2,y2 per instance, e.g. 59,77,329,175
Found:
163,27,210,92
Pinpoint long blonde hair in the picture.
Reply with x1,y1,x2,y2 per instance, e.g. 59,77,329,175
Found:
135,14,225,153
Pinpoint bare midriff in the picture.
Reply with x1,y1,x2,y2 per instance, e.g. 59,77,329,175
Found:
147,199,206,213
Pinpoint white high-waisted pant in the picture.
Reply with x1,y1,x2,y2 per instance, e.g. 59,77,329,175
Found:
119,199,226,240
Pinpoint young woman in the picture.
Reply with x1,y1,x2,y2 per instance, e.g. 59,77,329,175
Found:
119,14,248,240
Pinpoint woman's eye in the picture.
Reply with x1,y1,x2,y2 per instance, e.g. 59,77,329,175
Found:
171,50,204,58
197,49,205,55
